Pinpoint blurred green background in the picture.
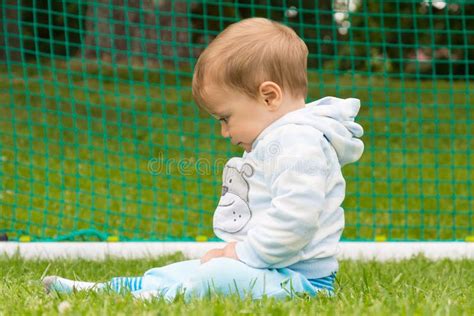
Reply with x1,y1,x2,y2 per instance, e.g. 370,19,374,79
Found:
0,1,472,241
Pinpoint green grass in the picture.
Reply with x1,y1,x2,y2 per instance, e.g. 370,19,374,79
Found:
0,62,473,241
1,254,473,315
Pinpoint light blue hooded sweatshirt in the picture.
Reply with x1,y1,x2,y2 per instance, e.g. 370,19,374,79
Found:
213,97,364,279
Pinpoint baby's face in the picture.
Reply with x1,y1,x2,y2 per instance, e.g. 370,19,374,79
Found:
202,84,276,153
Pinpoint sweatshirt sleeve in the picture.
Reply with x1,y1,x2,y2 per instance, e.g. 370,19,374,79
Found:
235,127,330,268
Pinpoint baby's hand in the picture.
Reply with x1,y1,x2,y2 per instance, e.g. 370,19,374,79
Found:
200,242,238,264
200,248,224,264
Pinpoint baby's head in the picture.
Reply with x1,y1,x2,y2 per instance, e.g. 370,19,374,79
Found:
192,18,308,152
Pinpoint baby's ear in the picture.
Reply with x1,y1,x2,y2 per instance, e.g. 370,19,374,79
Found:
258,81,282,109
241,163,254,178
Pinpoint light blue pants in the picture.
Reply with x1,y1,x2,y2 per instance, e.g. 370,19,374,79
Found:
107,258,336,301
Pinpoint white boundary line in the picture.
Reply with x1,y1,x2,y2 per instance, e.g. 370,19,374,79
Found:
1,242,473,261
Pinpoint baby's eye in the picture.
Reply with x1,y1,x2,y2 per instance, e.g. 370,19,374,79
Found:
219,117,228,123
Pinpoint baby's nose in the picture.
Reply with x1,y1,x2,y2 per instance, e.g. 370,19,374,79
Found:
220,122,230,138
221,186,228,196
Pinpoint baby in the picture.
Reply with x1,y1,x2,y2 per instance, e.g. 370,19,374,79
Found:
43,17,364,301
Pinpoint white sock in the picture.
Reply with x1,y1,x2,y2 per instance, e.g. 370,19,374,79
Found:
43,276,104,293
64,277,102,291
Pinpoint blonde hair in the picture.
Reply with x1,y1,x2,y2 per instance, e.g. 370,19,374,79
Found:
192,18,308,107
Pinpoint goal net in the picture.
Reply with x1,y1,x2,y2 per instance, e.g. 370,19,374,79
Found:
0,1,472,244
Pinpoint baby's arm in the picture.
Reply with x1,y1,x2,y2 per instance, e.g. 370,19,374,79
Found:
236,130,330,268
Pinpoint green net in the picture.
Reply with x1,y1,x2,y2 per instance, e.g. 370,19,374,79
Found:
0,1,472,242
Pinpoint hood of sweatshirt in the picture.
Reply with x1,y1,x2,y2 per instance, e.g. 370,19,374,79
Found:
251,96,364,166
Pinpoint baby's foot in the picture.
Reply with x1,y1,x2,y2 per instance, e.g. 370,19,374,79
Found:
42,276,100,294
42,276,73,294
